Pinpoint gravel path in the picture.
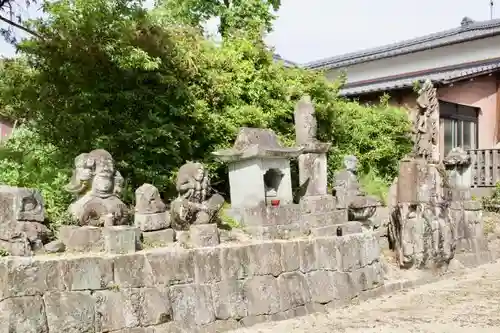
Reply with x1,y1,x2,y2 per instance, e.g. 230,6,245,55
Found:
229,261,500,333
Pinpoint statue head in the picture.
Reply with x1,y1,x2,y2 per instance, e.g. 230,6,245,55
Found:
88,149,116,198
343,155,358,172
416,80,434,110
65,149,122,199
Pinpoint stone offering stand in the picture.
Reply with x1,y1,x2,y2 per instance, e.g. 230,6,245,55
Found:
0,93,492,332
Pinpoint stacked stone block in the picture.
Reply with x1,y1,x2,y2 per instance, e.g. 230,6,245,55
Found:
233,196,360,240
0,233,383,332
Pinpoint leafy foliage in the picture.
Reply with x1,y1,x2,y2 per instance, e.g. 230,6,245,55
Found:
155,0,280,37
0,0,412,227
482,182,500,212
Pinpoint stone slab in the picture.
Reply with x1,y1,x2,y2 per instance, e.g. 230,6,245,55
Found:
142,229,175,248
189,224,220,247
103,226,141,254
59,225,104,252
134,212,171,231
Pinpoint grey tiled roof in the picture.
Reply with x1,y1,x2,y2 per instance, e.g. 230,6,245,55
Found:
273,53,297,67
340,61,500,96
305,18,500,70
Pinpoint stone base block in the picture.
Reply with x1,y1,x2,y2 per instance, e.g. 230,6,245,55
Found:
299,195,337,214
310,222,362,237
134,212,171,231
103,226,141,254
59,225,104,252
244,224,302,240
189,224,220,247
142,228,175,247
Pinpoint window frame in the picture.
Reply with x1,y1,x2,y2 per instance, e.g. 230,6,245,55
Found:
438,100,479,157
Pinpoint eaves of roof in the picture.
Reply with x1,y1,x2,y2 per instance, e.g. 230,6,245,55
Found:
340,61,500,97
272,53,298,67
304,18,500,70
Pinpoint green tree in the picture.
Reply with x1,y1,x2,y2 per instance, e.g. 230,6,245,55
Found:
154,0,280,37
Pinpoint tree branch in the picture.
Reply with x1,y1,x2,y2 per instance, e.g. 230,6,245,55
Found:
0,14,42,39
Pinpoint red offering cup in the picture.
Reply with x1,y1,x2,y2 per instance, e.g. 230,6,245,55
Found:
271,199,280,207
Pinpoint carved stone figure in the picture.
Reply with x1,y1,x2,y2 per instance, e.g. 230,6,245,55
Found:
294,96,332,197
0,186,51,256
333,155,380,228
134,183,171,233
135,184,166,214
412,80,439,163
65,149,128,226
170,162,225,230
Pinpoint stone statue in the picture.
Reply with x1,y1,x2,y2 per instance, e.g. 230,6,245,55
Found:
170,162,224,230
135,184,166,214
333,155,380,228
65,149,128,226
0,186,51,256
412,80,439,163
134,183,171,233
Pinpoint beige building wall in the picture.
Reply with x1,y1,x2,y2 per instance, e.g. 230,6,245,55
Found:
438,76,498,149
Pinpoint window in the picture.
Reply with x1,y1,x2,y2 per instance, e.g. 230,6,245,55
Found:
439,101,478,157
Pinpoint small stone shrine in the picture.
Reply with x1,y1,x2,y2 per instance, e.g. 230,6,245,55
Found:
213,127,303,209
0,186,51,256
214,99,358,239
333,155,380,229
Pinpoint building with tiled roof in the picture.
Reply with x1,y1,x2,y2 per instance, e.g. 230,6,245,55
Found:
307,17,500,189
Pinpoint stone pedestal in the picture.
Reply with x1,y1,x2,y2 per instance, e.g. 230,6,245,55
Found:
59,225,104,252
103,226,141,254
298,143,331,197
134,211,171,231
189,224,220,247
142,229,175,247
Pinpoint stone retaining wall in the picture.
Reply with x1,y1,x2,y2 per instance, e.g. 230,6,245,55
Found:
0,232,382,333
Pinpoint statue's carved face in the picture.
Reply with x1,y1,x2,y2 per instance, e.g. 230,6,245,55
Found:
15,189,45,222
194,165,205,182
344,156,358,172
135,184,166,214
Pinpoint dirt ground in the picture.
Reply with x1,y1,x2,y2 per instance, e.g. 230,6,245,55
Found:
229,260,500,333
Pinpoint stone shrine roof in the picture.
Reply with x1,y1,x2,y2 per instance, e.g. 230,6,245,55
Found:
213,127,303,162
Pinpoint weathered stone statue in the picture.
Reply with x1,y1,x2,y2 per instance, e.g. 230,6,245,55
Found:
0,186,51,256
135,184,166,214
170,162,224,230
333,155,380,228
412,79,439,163
294,96,331,198
134,183,171,231
65,149,128,226
385,80,463,269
